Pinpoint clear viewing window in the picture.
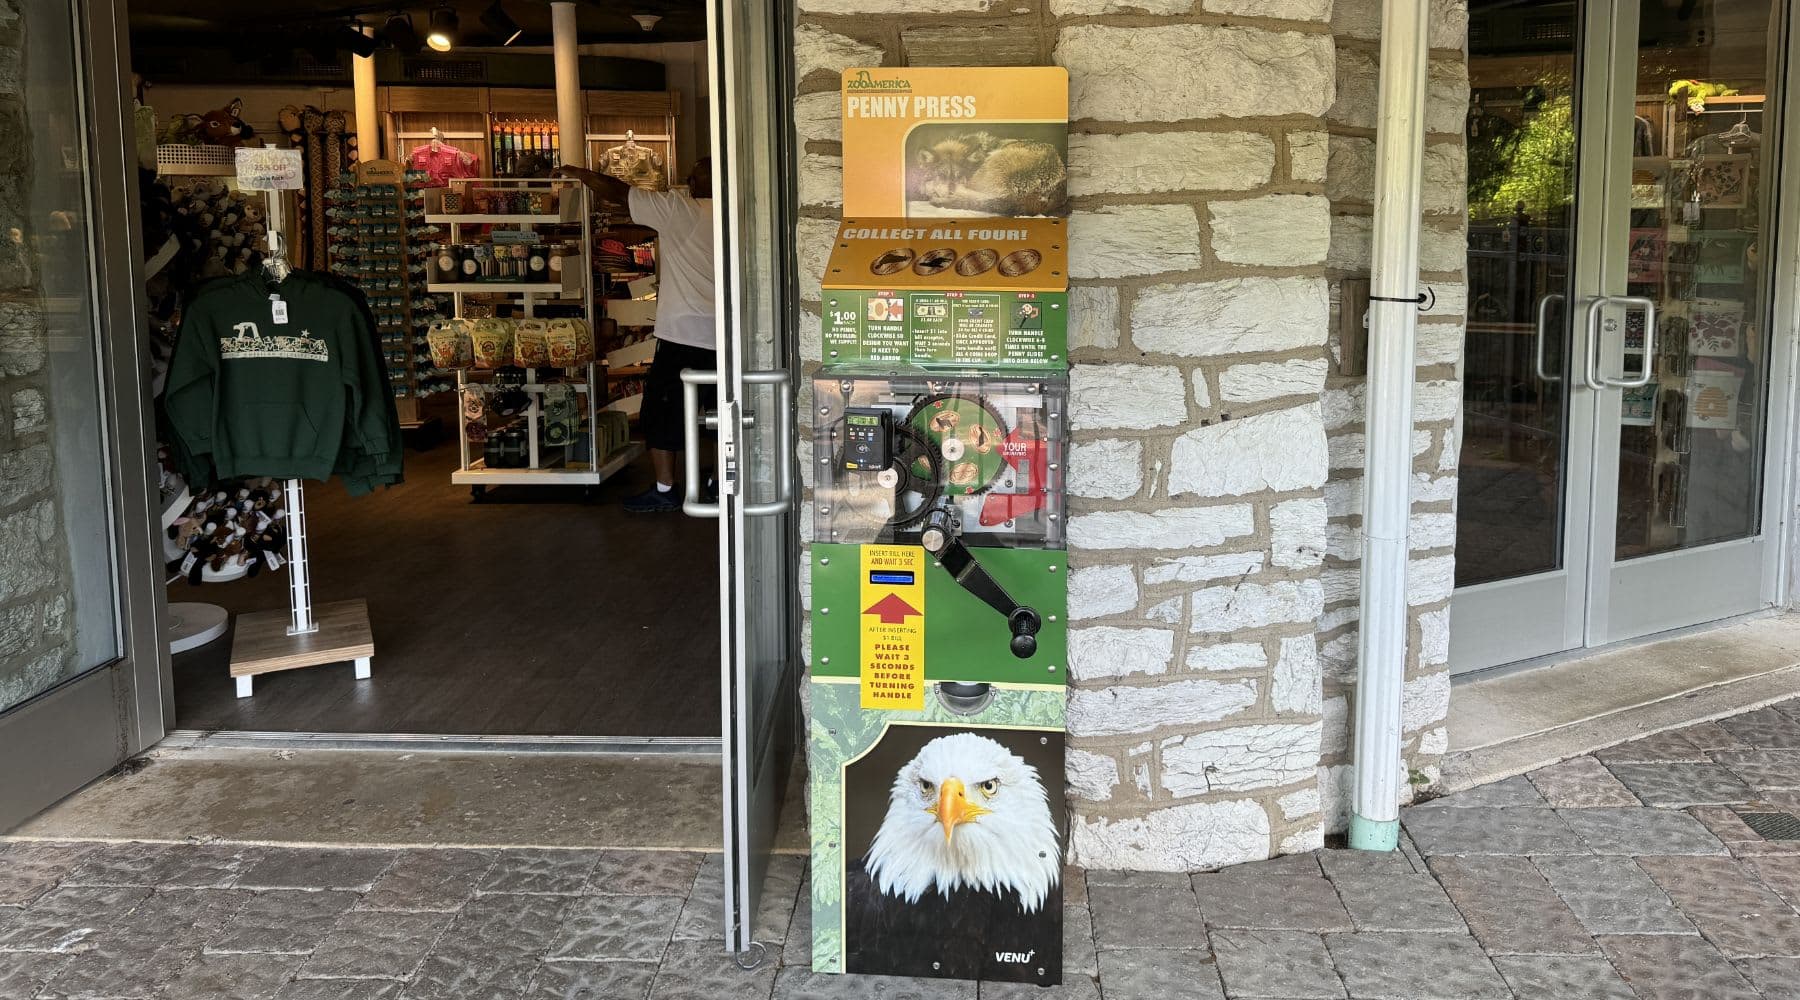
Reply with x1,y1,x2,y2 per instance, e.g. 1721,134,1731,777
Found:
1611,0,1782,558
1457,1,1581,587
0,0,121,713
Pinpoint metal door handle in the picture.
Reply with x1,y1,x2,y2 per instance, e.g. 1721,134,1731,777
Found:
741,370,793,518
680,369,722,518
1584,295,1658,390
680,368,793,518
1534,293,1564,383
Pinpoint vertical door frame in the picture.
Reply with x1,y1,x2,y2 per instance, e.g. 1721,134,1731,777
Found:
706,0,803,959
1,0,170,830
1572,0,1638,643
1768,7,1800,611
85,0,171,750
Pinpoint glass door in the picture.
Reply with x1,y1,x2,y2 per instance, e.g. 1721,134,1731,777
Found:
1453,0,1793,672
699,0,800,962
1586,0,1790,644
0,0,168,827
1451,0,1596,669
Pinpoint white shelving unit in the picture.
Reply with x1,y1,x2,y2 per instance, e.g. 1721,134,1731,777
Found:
430,178,643,494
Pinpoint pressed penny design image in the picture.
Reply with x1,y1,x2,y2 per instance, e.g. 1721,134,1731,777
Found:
998,248,1042,277
871,247,916,275
954,248,999,277
912,247,957,277
909,395,1008,495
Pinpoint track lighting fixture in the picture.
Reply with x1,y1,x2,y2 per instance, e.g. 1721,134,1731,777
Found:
382,12,422,55
338,22,378,58
426,6,458,52
480,1,522,45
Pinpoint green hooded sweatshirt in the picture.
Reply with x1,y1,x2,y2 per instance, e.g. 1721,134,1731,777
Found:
165,269,401,494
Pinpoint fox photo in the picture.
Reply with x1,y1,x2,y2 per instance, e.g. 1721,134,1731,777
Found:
904,123,1069,219
841,724,1065,984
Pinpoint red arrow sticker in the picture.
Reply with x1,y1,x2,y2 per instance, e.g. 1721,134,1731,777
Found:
863,593,922,625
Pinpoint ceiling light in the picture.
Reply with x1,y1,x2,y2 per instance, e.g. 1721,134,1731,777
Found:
480,1,522,45
426,6,458,52
382,12,422,54
632,13,661,31
338,23,378,58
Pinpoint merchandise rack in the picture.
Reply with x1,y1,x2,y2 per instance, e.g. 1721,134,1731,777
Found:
429,177,643,492
328,159,443,428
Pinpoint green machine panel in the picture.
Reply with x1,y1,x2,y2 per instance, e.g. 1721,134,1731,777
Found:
811,542,1067,687
822,289,1067,368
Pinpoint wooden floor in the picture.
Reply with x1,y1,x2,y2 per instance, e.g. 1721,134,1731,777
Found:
170,440,721,737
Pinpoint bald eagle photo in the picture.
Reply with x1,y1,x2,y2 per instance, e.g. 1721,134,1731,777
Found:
844,731,1063,984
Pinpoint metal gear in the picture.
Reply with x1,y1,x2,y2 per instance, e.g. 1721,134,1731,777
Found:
829,423,943,535
905,392,1011,496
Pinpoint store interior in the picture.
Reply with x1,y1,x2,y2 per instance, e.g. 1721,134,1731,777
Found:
129,0,724,737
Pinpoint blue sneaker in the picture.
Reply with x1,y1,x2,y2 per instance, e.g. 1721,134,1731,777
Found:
623,485,681,513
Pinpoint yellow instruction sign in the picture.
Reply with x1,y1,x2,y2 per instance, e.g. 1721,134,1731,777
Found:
860,545,926,710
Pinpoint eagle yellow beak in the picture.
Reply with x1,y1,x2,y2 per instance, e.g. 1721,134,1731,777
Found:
928,777,991,843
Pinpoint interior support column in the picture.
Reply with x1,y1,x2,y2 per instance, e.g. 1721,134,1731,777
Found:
551,1,584,167
1352,0,1430,852
353,24,379,161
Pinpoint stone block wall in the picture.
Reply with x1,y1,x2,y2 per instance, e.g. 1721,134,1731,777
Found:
1316,0,1469,828
795,0,1470,868
0,0,79,711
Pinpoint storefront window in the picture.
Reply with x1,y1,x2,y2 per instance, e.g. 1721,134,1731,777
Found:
1458,3,1581,587
1611,0,1780,557
0,0,122,712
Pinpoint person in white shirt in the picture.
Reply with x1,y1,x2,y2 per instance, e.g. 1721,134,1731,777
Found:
559,159,715,512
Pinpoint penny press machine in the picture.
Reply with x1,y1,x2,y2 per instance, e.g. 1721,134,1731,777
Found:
808,67,1072,987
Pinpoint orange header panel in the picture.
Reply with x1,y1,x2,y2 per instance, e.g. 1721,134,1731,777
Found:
840,66,1070,219
823,217,1068,294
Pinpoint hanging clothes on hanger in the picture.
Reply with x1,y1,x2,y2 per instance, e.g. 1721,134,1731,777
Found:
601,131,667,190
408,127,479,188
1633,114,1657,156
165,263,403,495
1719,113,1762,152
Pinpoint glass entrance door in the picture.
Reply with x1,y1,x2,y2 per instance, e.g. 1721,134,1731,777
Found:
0,0,168,826
1452,0,1792,672
700,0,800,961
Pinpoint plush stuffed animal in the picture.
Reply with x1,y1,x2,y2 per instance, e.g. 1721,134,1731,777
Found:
161,113,204,146
238,204,267,241
198,99,254,147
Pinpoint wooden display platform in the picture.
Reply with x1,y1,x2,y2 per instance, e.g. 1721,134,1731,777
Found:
229,598,374,699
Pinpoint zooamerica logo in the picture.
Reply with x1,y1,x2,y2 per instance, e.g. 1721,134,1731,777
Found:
845,70,911,93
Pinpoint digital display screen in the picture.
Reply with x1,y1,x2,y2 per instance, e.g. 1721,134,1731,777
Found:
869,571,915,585
848,413,881,426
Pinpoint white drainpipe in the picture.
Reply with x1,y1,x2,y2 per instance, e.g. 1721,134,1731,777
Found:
1351,0,1431,852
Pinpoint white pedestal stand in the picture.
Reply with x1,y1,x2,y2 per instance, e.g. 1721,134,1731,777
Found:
227,479,374,698
167,602,229,654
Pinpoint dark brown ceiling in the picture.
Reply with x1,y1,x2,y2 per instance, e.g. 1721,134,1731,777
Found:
128,0,707,47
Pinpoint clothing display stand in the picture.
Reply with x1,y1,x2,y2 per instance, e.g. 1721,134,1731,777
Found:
224,194,376,697
228,479,374,697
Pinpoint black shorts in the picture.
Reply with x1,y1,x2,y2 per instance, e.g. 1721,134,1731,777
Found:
641,338,717,452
